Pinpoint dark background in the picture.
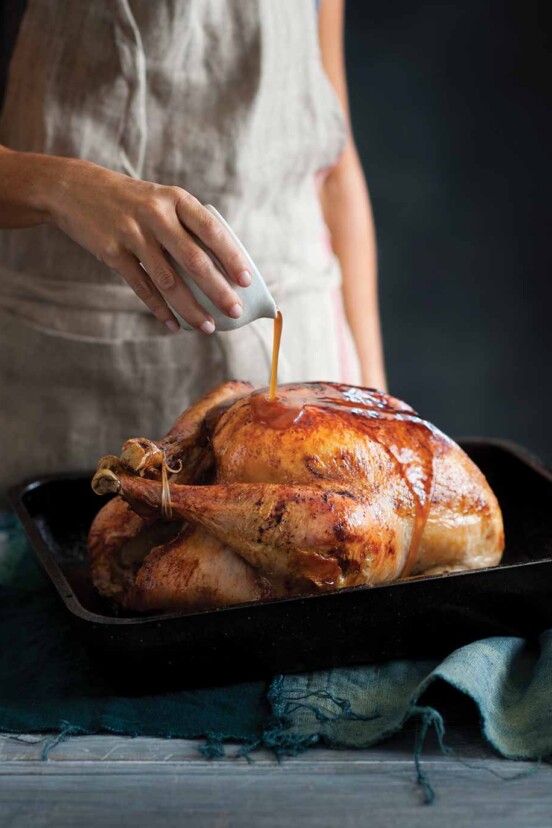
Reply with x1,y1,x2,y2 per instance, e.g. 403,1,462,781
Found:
346,1,552,462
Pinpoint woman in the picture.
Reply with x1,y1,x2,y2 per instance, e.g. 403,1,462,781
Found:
0,0,385,504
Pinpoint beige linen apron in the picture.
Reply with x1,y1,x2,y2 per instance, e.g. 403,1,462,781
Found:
0,0,360,504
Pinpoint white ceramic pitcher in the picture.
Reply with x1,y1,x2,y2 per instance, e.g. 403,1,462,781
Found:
169,205,278,331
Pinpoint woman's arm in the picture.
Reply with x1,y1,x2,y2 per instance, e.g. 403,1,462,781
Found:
318,0,387,391
0,145,252,333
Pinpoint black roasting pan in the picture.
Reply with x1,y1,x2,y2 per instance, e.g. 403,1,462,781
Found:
9,439,552,688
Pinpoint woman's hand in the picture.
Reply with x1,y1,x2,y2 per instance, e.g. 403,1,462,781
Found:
0,148,251,333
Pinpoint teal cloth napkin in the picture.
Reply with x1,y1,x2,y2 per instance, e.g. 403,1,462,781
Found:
1,513,551,798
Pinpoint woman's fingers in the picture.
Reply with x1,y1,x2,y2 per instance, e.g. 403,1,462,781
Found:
173,192,252,288
134,243,216,333
157,216,243,320
114,251,181,330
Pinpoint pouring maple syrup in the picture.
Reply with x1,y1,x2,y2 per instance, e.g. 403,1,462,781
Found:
268,310,283,401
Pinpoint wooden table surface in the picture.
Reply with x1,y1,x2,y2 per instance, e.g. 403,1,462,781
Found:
1,720,550,828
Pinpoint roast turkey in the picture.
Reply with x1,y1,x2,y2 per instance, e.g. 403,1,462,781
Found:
89,381,504,612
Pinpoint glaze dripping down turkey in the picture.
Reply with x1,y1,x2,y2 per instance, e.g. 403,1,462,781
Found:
89,382,504,612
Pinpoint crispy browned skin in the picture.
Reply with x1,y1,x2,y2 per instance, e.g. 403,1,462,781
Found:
128,525,270,613
88,495,149,600
89,382,504,612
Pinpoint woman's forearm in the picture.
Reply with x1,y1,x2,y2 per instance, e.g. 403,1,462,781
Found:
320,143,387,391
0,145,60,227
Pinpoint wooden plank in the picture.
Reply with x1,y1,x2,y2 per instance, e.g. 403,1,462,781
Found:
1,730,549,828
0,723,495,764
0,763,550,828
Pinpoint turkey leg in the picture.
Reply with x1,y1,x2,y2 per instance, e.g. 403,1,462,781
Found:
91,468,410,587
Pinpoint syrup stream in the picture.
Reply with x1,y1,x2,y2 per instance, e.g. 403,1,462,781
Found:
268,310,283,401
